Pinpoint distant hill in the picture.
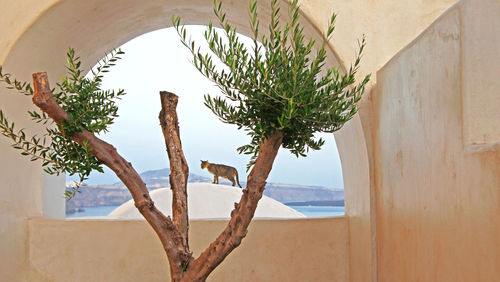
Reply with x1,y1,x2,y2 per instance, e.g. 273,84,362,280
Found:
113,168,211,188
284,200,345,206
66,168,344,213
263,183,343,202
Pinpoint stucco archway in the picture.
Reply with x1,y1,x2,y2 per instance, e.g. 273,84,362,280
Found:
0,0,373,280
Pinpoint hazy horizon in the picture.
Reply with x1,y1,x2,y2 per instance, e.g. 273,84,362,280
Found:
68,26,344,189
76,166,343,189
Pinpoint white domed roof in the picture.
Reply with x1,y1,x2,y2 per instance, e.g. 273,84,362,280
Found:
109,183,305,219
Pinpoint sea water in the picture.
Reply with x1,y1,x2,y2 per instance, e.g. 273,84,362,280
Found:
290,206,345,217
67,205,345,218
66,205,119,218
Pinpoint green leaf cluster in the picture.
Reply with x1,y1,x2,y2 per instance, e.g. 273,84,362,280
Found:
0,48,125,198
0,66,34,96
174,0,370,170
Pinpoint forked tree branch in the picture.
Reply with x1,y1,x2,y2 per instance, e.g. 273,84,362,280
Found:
32,72,284,281
182,130,283,281
159,91,192,269
31,72,187,280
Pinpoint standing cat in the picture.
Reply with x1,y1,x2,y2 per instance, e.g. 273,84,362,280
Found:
201,160,242,188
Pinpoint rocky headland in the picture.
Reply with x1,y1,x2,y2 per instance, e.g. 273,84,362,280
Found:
66,168,344,213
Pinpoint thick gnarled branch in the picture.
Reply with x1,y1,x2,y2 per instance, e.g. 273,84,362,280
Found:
182,130,283,281
31,72,187,281
159,91,192,270
33,72,284,281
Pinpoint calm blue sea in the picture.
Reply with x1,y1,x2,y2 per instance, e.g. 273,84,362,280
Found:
291,205,345,217
66,205,119,218
67,205,345,218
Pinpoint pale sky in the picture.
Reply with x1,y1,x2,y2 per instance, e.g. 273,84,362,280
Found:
77,26,344,188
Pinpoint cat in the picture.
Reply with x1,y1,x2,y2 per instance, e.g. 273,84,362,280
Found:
200,160,242,188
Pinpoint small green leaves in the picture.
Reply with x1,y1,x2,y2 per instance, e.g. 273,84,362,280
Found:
327,13,337,38
0,66,34,96
55,48,125,140
0,47,126,199
176,0,370,170
0,109,56,166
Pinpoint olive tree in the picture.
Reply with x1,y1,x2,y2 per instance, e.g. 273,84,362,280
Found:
0,0,369,281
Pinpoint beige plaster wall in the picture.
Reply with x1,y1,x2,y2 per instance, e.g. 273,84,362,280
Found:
300,1,457,280
0,1,64,280
28,217,349,281
461,0,500,147
300,0,458,76
302,1,458,280
0,0,466,281
0,80,46,280
0,0,59,63
374,3,500,281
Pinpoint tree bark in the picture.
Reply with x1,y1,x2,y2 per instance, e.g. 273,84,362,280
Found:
181,130,283,281
32,72,284,282
159,91,192,273
31,72,188,281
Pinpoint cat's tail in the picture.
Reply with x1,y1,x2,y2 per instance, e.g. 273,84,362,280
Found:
236,171,242,188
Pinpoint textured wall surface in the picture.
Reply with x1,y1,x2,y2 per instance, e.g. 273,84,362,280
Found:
374,4,500,281
29,217,349,281
461,0,500,147
0,0,478,281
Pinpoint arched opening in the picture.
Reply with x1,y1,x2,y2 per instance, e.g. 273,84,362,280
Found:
1,0,369,220
0,0,374,280
61,26,345,218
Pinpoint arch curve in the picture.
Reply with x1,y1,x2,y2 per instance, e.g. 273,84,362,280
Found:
4,0,371,219
2,0,371,254
0,0,373,280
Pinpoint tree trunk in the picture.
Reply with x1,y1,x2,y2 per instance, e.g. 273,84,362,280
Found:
159,91,193,279
31,72,188,281
32,72,284,281
181,130,283,281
